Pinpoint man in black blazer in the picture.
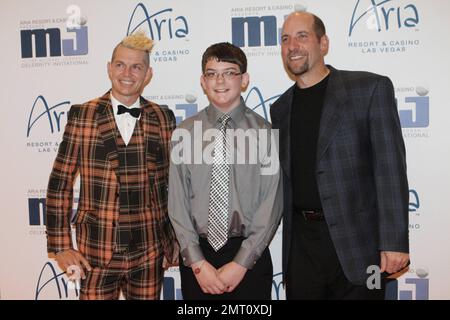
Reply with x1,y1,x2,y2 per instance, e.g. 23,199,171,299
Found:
270,11,410,299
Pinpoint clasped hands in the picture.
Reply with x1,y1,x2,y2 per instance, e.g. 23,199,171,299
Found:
192,260,247,295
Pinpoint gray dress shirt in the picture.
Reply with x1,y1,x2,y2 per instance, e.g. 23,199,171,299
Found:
168,98,283,269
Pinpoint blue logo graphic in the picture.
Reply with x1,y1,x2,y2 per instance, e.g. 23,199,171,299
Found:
170,87,280,124
21,26,88,58
271,272,284,300
174,103,198,125
349,0,419,37
386,277,429,300
27,96,71,137
127,3,189,39
36,262,181,300
29,198,46,226
244,86,281,121
398,95,429,128
162,271,285,300
162,276,183,300
35,262,79,300
409,189,419,212
170,88,280,124
232,16,281,47
28,197,78,226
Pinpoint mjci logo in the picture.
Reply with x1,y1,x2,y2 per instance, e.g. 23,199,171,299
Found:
21,26,88,58
231,16,281,48
386,269,429,300
398,87,429,128
28,197,78,226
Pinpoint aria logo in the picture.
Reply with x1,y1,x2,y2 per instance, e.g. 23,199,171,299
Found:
271,272,285,300
35,262,181,300
349,0,419,37
409,189,419,212
26,96,70,137
408,189,421,230
244,86,281,122
127,2,189,40
35,262,79,300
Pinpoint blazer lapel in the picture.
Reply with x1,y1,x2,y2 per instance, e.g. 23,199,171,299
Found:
96,92,119,177
317,67,348,161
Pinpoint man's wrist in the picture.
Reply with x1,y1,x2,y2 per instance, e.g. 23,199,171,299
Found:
55,248,71,255
191,260,205,274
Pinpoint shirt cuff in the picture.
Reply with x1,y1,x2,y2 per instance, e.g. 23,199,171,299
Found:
180,243,205,267
233,246,259,270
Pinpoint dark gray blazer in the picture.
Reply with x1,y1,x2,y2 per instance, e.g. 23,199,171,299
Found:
270,66,409,285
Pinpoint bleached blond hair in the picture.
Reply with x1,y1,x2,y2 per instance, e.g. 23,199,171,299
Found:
111,31,154,65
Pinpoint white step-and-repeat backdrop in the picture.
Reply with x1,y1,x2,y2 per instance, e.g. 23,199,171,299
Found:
1,0,449,300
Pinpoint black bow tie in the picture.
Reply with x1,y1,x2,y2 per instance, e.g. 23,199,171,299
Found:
117,104,141,118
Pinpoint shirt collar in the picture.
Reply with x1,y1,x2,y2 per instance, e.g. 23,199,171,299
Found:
206,96,246,127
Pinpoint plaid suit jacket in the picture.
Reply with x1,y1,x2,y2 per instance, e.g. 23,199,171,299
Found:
270,66,409,285
46,91,177,267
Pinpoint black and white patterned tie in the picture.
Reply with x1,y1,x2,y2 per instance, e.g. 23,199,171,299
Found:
207,114,231,251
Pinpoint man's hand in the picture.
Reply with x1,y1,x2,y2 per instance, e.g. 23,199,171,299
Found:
54,249,92,279
192,260,227,295
162,255,179,270
162,240,180,270
218,261,247,293
380,251,410,274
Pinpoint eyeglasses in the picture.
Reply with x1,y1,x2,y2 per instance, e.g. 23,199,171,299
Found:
204,70,242,81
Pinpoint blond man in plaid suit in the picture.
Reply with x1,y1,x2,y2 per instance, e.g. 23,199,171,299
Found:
45,32,177,300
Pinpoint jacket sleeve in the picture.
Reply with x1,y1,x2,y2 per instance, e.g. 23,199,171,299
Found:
158,106,180,264
45,105,81,253
369,76,409,253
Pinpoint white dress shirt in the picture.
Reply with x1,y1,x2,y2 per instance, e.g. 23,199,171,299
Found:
110,94,141,146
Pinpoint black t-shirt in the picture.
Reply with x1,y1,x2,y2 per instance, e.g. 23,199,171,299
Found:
290,75,329,209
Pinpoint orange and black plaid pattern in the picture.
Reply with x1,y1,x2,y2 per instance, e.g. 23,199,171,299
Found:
46,91,177,267
80,247,164,300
